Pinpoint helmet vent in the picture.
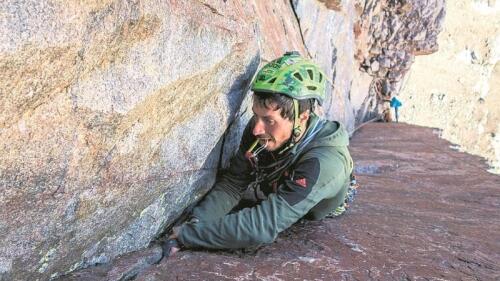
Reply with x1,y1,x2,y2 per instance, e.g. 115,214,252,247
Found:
293,72,303,81
319,73,323,82
307,86,317,91
268,77,277,84
307,69,314,80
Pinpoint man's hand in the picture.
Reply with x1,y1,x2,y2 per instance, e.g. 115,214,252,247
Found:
162,238,181,258
162,226,183,258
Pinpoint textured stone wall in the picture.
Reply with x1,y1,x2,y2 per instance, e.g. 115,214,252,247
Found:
0,1,260,280
292,0,358,133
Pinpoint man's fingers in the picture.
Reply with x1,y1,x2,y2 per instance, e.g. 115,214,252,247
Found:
169,246,180,256
162,239,180,258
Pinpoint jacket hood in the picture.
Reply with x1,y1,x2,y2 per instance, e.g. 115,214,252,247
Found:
302,114,350,149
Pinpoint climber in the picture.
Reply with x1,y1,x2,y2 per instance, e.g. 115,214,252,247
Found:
390,96,402,122
162,51,355,258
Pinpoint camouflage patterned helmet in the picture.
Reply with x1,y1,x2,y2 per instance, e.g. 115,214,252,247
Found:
251,51,327,105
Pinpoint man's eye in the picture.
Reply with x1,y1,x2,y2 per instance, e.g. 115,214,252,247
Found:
265,119,275,125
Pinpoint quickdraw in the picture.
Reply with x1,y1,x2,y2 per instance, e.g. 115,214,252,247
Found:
326,174,360,218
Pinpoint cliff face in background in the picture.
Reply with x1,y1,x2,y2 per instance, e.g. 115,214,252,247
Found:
0,1,446,280
399,0,500,174
353,0,446,122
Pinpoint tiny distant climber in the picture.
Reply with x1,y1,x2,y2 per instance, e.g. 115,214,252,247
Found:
374,79,393,122
161,52,357,259
390,96,402,122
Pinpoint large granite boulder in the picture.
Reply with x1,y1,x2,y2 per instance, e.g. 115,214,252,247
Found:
0,1,259,280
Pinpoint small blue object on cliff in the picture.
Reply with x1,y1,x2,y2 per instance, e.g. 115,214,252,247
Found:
390,97,402,108
390,97,402,122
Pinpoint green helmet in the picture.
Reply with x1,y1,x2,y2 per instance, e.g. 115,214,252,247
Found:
251,51,327,105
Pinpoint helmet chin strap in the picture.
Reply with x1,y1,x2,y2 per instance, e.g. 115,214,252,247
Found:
278,99,301,155
292,99,301,139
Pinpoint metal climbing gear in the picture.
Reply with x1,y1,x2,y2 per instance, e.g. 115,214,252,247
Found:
326,174,360,218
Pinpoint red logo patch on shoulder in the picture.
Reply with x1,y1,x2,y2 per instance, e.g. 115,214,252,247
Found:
295,177,307,188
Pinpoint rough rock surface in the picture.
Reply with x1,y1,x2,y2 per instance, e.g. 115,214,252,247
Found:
399,0,500,174
0,1,448,280
0,1,259,280
62,123,500,280
292,0,359,132
354,0,446,119
251,1,307,61
61,245,163,281
356,0,446,79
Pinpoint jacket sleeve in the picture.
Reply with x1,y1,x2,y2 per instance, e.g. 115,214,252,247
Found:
177,152,349,249
190,148,253,222
189,123,255,222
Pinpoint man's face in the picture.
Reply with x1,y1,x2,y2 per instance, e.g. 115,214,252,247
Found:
252,99,294,152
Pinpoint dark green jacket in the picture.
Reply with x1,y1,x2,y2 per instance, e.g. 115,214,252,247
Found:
177,115,353,249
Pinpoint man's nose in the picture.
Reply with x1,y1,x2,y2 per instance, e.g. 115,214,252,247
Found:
253,119,265,136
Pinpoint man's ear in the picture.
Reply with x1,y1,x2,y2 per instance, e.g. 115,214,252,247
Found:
299,110,310,123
